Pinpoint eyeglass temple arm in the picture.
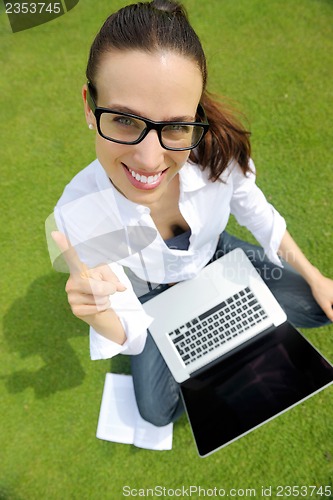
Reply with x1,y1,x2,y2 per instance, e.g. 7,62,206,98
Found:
86,81,96,112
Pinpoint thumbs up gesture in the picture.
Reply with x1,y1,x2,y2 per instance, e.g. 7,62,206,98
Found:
51,231,127,343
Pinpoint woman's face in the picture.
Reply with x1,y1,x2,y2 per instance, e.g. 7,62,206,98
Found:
83,50,203,209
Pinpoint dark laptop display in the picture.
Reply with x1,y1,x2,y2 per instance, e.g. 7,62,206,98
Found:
181,322,333,457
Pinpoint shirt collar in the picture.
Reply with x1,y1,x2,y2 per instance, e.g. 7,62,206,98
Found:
179,161,210,192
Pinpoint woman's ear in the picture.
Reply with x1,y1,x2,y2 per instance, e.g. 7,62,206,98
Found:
82,83,96,129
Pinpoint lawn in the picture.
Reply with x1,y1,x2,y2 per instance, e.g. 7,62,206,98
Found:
1,0,332,499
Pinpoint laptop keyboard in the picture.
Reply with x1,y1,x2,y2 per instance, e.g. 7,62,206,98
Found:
169,287,268,366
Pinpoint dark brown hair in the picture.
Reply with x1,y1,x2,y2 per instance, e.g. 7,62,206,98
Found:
86,0,252,180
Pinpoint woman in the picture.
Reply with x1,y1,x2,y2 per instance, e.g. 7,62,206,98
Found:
51,0,332,426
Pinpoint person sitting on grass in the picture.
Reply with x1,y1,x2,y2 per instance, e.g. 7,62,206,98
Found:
50,0,333,426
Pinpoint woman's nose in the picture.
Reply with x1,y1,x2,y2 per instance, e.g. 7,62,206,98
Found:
132,130,166,171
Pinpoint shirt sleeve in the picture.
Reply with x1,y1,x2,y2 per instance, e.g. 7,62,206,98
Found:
229,160,287,267
89,262,153,360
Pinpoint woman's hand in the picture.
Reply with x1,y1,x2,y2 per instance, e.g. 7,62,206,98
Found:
278,230,333,323
51,231,127,343
309,272,333,323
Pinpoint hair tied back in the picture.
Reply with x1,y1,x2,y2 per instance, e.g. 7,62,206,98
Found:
151,0,187,17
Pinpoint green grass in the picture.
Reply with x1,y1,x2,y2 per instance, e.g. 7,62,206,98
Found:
1,0,333,498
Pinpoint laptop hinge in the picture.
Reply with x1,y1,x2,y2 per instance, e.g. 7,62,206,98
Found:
189,323,277,379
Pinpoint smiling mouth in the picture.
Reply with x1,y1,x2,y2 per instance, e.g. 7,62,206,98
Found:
127,166,163,184
122,164,168,189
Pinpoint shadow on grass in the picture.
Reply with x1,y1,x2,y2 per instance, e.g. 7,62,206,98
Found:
0,483,24,500
2,272,86,398
109,352,131,375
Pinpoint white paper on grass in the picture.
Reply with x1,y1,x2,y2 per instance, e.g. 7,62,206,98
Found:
96,373,173,450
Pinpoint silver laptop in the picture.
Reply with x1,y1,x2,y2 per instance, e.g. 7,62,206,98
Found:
143,248,333,456
143,248,287,384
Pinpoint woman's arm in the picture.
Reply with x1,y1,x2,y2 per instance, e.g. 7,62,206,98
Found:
278,230,333,322
52,231,127,344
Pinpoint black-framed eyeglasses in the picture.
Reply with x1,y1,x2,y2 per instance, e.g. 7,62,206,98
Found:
87,82,209,151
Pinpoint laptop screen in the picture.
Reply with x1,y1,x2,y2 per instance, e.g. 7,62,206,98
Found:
181,323,333,457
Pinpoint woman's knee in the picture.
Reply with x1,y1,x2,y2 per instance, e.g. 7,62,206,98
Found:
136,399,175,427
265,266,330,328
130,333,183,425
134,378,183,426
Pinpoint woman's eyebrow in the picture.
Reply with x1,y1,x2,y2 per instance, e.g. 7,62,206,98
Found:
105,103,196,122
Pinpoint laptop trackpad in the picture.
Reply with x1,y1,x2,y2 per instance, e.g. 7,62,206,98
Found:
176,278,221,315
145,278,221,327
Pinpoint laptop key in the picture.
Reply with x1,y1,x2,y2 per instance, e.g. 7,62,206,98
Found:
174,334,185,343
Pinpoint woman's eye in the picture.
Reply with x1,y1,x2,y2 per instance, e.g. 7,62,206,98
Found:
113,116,135,126
164,124,191,134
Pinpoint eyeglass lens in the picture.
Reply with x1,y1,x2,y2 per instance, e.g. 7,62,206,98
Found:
99,112,204,149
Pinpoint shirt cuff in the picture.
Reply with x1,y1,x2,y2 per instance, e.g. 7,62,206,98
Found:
89,321,149,359
89,263,153,360
263,206,287,268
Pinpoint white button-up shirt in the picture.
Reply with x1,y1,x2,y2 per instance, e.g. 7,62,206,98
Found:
51,158,286,359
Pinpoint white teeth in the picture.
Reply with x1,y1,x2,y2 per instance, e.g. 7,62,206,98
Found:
128,167,162,184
